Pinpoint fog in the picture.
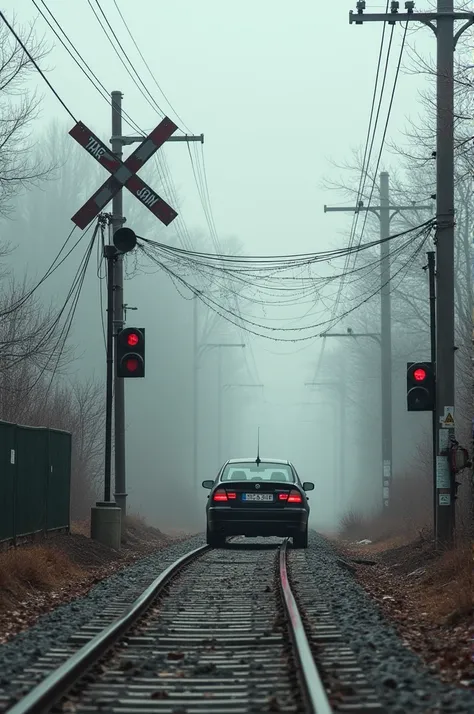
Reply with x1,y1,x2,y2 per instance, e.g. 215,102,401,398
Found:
1,1,470,536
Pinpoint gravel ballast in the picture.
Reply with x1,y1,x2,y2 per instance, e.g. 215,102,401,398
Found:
304,532,474,713
0,531,472,713
0,534,205,703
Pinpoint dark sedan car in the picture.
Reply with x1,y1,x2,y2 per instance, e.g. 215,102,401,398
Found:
202,458,314,548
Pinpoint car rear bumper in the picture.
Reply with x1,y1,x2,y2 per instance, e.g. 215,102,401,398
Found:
207,506,308,537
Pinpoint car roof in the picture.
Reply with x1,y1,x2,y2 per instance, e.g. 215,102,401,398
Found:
225,458,292,465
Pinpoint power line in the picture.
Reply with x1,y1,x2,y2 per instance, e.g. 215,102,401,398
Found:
332,1,392,319
350,21,409,271
111,0,192,134
0,8,77,122
33,0,144,135
92,0,170,120
152,230,430,343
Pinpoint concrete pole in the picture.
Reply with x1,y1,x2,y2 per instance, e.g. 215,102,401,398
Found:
324,178,429,511
217,347,223,467
193,295,199,498
434,0,456,544
339,353,347,513
111,91,127,536
379,172,392,510
427,251,437,538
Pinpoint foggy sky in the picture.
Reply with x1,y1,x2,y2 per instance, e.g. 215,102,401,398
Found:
2,1,439,532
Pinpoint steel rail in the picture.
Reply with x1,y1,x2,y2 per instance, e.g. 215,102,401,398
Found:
279,539,334,714
6,544,210,714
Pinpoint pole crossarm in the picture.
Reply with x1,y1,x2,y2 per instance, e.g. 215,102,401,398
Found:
324,205,378,214
305,381,340,389
115,134,204,146
325,204,431,212
349,9,474,46
224,383,264,389
321,331,382,346
198,342,245,359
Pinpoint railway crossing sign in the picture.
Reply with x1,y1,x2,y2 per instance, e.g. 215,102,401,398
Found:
69,117,179,229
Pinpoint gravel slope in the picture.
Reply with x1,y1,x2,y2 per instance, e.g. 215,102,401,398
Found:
304,532,474,714
0,534,205,699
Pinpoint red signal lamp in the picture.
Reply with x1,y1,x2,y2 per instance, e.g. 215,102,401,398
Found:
125,357,139,373
413,368,427,382
127,332,139,347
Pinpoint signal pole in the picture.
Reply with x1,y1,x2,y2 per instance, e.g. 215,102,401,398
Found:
349,2,474,543
110,91,204,534
324,171,430,509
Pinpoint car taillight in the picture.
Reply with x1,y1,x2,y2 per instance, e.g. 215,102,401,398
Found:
287,489,302,503
227,492,237,500
279,493,289,501
213,489,228,502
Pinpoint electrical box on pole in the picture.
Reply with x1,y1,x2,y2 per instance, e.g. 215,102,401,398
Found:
406,362,435,411
117,328,145,378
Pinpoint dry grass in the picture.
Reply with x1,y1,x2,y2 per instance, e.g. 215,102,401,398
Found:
419,539,473,622
0,545,82,611
339,467,434,543
339,467,473,622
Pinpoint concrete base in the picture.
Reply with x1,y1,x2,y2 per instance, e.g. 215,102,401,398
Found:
91,501,122,550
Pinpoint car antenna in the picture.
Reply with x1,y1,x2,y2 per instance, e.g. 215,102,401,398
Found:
256,427,261,466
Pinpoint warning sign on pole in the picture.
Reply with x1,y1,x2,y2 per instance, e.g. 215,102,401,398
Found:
439,406,455,429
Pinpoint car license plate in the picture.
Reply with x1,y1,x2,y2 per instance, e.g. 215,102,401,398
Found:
243,493,273,502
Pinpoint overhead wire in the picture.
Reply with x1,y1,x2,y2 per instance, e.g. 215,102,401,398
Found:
0,224,93,320
331,0,391,320
136,220,433,340
349,21,409,272
33,0,146,135
0,8,77,122
86,0,167,121
111,0,192,134
0,223,99,402
147,226,431,343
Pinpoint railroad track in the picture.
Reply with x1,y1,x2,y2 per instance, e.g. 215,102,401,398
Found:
3,538,382,713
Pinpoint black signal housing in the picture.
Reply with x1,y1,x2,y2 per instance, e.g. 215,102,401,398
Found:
406,361,435,411
117,327,145,378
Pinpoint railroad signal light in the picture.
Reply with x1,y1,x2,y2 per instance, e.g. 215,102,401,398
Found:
117,327,145,378
406,361,435,411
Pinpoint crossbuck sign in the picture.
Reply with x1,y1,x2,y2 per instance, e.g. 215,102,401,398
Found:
69,117,179,229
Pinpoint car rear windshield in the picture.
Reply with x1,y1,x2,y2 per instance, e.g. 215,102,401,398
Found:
221,463,295,483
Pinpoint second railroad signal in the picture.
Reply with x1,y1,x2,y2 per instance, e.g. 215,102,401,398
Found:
117,328,145,378
406,362,435,411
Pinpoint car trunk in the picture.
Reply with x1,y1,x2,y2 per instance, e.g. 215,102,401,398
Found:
214,481,299,508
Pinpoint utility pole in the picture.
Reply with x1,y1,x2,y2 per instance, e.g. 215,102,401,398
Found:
426,252,437,536
110,91,204,534
324,171,430,510
193,295,199,501
111,92,126,534
305,380,346,516
223,384,264,458
217,347,222,465
199,343,246,468
349,0,474,544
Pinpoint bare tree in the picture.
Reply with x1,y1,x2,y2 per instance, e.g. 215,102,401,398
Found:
0,17,55,216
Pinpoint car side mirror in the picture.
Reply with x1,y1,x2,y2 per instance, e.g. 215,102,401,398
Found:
302,482,314,491
202,480,214,489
